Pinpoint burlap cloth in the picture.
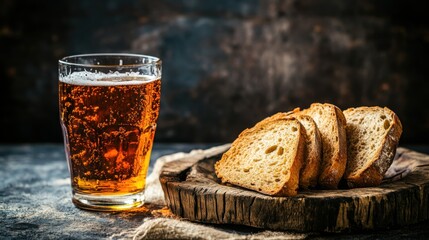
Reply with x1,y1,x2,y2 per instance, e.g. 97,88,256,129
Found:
110,145,419,240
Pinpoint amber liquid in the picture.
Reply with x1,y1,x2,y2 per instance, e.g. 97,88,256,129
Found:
59,77,161,196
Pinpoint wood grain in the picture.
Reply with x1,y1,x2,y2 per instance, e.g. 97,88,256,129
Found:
160,148,429,232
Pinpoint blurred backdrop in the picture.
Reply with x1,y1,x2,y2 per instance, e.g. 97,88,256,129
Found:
1,0,428,144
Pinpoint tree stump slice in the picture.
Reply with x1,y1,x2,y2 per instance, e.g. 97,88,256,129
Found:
160,148,429,232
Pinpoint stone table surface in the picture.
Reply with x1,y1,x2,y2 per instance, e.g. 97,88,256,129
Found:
1,144,429,240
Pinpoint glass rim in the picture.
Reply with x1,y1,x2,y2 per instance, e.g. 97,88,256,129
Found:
58,53,161,68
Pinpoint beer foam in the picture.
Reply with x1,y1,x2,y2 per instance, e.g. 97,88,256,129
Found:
60,71,159,86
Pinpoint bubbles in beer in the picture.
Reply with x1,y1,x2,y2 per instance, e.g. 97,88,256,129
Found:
59,73,161,195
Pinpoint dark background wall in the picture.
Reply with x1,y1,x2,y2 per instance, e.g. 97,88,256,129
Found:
1,0,428,144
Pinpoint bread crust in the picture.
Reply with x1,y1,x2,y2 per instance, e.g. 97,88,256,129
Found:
345,107,403,188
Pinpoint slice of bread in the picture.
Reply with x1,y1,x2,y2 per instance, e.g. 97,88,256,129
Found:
255,110,322,189
215,118,304,196
293,114,322,189
343,106,402,188
301,103,347,189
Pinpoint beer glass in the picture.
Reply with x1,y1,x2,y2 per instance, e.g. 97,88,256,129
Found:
59,54,161,211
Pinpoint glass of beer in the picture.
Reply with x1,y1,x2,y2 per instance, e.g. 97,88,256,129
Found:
58,53,161,211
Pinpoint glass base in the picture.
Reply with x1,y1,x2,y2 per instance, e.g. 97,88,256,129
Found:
72,191,144,211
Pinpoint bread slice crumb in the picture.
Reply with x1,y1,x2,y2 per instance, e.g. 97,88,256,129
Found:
215,118,304,196
255,110,322,189
343,106,402,187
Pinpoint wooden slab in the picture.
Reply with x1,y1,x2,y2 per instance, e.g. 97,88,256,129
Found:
160,148,429,232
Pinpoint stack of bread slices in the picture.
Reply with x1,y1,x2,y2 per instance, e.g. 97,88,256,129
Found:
214,103,403,196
